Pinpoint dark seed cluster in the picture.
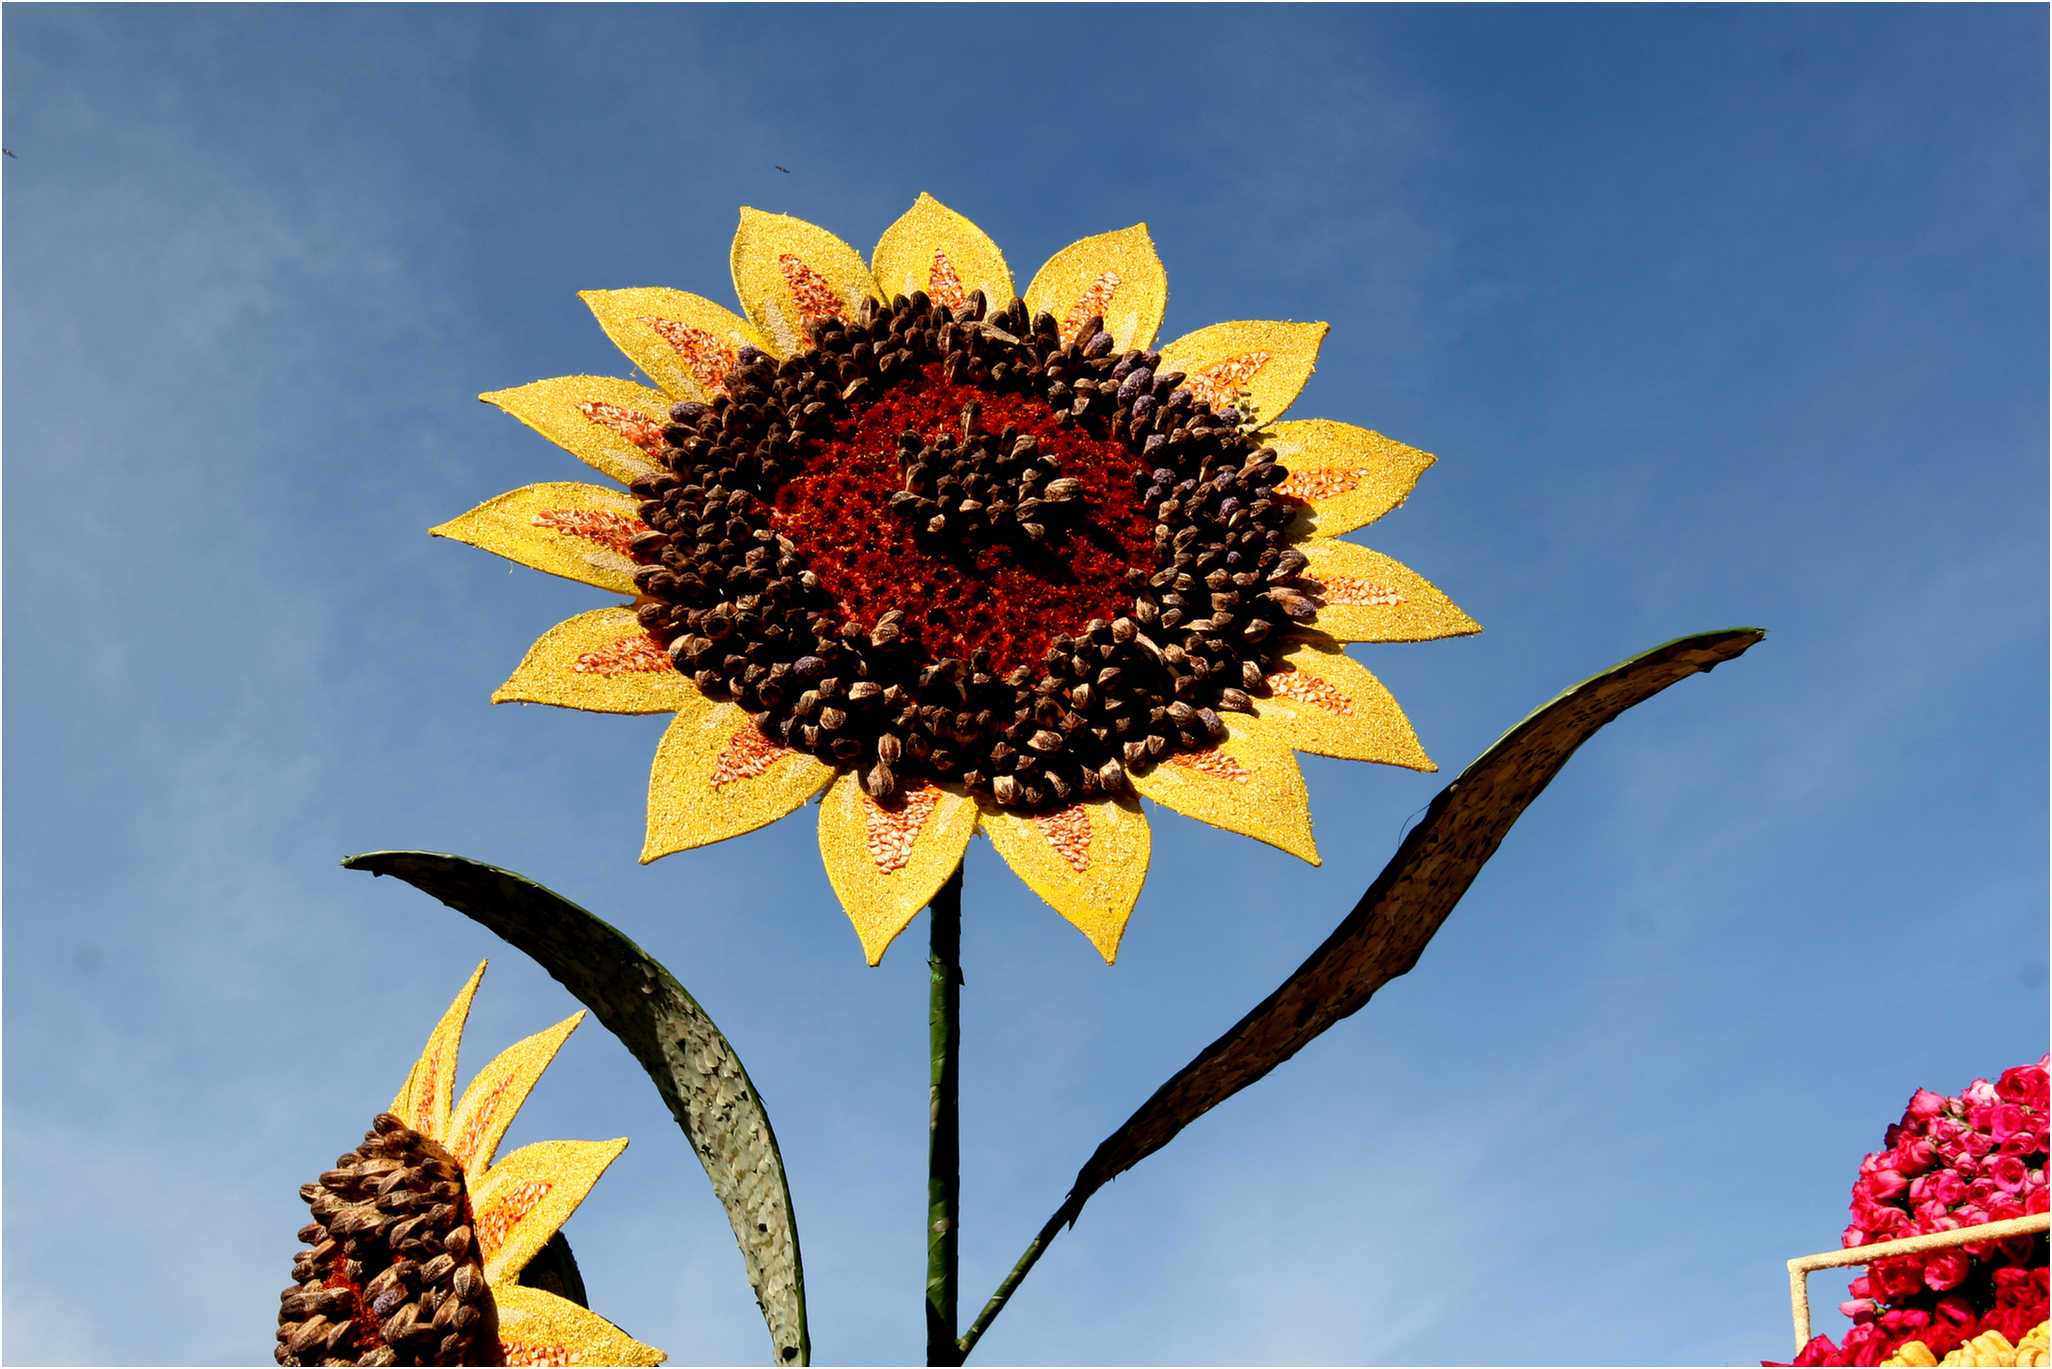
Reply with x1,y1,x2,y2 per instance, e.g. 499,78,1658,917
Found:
277,1113,495,1367
625,289,1321,812
888,419,1087,550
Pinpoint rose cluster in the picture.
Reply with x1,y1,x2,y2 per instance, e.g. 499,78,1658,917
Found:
1779,1056,2049,1367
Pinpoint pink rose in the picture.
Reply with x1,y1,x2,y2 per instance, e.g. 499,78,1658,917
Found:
1895,1138,1937,1175
1870,1259,1925,1300
1839,1298,1877,1321
1960,1128,1995,1157
1922,1249,1971,1290
1965,1077,1999,1107
1907,1088,1948,1121
2028,1185,2049,1214
1933,1294,1975,1326
1998,1126,2040,1155
1848,1275,1872,1299
1990,1102,2031,1143
1914,1198,1952,1225
1865,1169,1910,1201
1879,1306,1932,1334
1996,1062,2049,1110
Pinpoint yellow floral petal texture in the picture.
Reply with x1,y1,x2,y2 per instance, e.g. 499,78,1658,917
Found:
478,376,673,488
444,1011,583,1176
1156,319,1328,428
430,482,649,595
493,607,697,716
642,702,833,862
391,960,485,1141
1023,223,1168,350
1131,714,1319,865
579,287,770,402
1296,538,1481,644
870,192,1016,315
1256,635,1435,770
494,1283,665,1367
980,796,1150,963
731,207,883,357
1263,419,1435,537
817,774,978,965
471,1136,628,1286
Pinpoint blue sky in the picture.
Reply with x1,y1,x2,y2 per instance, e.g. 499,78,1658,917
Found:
3,5,2044,1365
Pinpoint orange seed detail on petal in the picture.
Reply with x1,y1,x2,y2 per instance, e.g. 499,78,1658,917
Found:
574,635,670,676
574,400,667,454
861,784,942,874
710,726,791,788
1275,466,1377,503
450,1079,512,1170
637,317,738,394
777,254,844,330
1184,351,1272,410
529,509,643,556
477,1179,553,1258
1167,748,1254,783
926,250,968,313
1033,805,1094,874
1060,269,1123,344
1320,575,1404,608
1267,666,1354,716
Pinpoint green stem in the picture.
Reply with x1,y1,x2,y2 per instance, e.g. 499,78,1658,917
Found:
925,866,964,1367
956,1209,1066,1363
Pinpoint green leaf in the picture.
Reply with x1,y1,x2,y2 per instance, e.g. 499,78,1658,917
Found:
1058,627,1766,1222
342,851,810,1367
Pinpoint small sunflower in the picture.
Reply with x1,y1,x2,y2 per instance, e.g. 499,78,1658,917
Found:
276,963,664,1367
437,194,1478,964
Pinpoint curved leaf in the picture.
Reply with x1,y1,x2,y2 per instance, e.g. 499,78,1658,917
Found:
958,628,1765,1359
342,851,810,1366
1060,627,1765,1218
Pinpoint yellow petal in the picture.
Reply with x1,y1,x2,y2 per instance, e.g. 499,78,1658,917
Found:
817,773,977,965
493,607,697,715
980,796,1150,963
1255,635,1436,771
870,192,1016,315
1023,223,1168,350
730,207,882,356
444,1012,583,1176
641,702,833,861
471,1137,628,1285
1262,419,1435,537
579,287,771,401
1295,538,1481,644
1156,319,1328,428
430,482,649,595
391,961,485,1142
478,377,673,488
1130,716,1318,865
494,1283,666,1367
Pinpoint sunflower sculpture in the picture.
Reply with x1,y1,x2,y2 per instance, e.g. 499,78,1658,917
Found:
436,193,1478,963
276,963,664,1367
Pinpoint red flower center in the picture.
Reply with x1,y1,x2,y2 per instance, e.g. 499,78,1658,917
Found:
770,367,1156,673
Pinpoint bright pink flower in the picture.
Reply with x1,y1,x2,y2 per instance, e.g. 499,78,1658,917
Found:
1907,1088,1949,1121
1865,1168,1910,1201
1996,1062,2049,1110
1989,1102,2031,1144
1894,1137,1937,1175
1922,1250,1971,1291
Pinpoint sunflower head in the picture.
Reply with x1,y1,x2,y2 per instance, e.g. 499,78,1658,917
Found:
279,1114,495,1365
276,963,663,1367
440,195,1479,965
